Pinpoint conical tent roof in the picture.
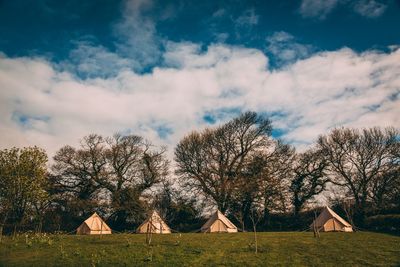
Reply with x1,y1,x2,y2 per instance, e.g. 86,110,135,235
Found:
77,212,112,235
136,210,171,234
310,206,353,232
201,210,238,233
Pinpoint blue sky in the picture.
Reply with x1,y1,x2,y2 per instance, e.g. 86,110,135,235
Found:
1,0,399,58
0,0,399,156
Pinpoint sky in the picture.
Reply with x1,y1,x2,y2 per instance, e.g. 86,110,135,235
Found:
0,0,399,159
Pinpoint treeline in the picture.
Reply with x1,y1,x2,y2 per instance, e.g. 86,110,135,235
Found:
0,112,399,234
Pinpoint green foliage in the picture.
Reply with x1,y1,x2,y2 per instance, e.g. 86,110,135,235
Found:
0,232,399,266
0,146,48,228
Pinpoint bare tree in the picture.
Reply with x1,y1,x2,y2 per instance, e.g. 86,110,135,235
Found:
232,141,295,228
104,135,168,227
175,112,272,213
342,198,356,229
259,141,295,217
369,156,400,212
249,207,264,253
317,127,399,225
51,133,169,229
52,134,108,201
290,148,329,216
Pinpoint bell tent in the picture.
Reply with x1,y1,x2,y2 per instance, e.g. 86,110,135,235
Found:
76,212,112,235
136,210,171,234
310,206,353,232
201,210,238,233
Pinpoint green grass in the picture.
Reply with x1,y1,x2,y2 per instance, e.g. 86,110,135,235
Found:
1,232,399,266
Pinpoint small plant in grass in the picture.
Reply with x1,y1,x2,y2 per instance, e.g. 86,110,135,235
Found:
99,249,107,257
91,253,100,267
247,242,255,252
144,247,153,262
25,234,33,248
73,249,81,257
59,244,68,259
52,234,61,242
33,233,53,246
174,233,181,246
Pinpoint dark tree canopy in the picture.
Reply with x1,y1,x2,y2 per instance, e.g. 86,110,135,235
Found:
290,148,329,215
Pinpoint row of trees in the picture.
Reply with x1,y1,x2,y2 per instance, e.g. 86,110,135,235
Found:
0,112,399,233
175,112,399,228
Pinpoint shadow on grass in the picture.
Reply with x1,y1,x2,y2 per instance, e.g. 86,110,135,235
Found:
368,230,400,237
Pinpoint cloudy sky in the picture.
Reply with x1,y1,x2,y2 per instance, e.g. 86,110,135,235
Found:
0,0,399,159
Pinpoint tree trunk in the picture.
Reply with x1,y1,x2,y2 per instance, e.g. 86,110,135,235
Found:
253,224,258,254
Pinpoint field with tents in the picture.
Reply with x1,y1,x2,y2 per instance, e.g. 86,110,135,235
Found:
1,209,399,266
1,232,399,266
1,114,399,266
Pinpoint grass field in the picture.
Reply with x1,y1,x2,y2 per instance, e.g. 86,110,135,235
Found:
0,232,399,266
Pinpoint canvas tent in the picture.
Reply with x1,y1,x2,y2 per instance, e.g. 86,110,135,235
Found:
310,206,353,232
201,210,238,233
136,210,171,234
76,212,112,235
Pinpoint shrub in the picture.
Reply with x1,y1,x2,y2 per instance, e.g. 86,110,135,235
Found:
365,214,400,232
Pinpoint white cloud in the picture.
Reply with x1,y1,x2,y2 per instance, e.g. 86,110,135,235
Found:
299,0,339,19
235,8,259,27
232,8,260,40
353,0,387,18
62,41,135,78
299,0,388,19
212,8,226,18
266,31,314,65
0,45,399,161
113,0,161,70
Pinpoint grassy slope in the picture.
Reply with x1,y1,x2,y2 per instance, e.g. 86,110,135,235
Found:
0,232,399,266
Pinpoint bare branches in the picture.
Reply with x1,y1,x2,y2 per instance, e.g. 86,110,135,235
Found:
317,127,399,224
51,133,169,229
290,148,329,215
174,112,273,213
53,134,168,197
